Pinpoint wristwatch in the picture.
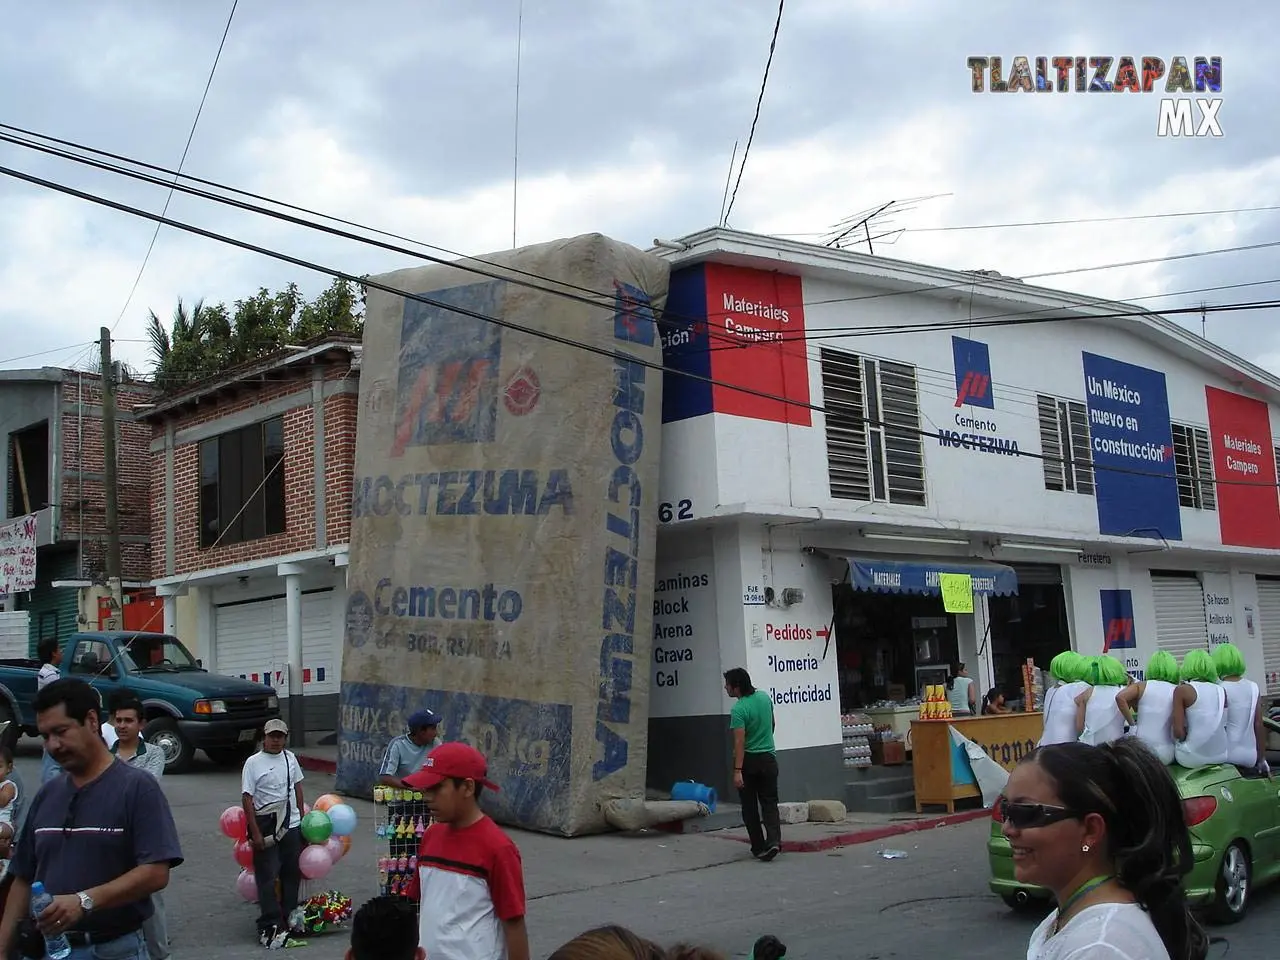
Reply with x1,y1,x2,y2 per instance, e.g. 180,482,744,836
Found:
76,892,94,914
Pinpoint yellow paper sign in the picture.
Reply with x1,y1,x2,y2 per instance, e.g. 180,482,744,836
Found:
939,573,974,614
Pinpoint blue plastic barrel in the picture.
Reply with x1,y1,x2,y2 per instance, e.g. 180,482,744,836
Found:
670,780,717,812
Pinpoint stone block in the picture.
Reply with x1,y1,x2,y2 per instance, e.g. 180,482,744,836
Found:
807,799,847,823
778,802,810,824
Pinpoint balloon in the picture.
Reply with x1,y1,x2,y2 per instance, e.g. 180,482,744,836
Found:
324,836,344,862
313,793,342,813
219,806,247,841
302,803,312,816
233,839,255,869
235,869,258,902
298,844,334,880
300,810,333,844
327,803,357,837
340,834,352,856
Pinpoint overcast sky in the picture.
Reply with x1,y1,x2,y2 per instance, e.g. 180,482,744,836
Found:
0,1,1274,377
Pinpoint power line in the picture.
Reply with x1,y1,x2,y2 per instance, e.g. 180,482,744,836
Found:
108,0,238,334
8,158,1280,494
721,0,784,226
769,203,1280,237
8,121,1280,366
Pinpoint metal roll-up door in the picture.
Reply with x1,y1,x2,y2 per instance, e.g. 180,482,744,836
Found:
1254,577,1280,696
215,597,284,687
1151,574,1209,660
1009,563,1063,586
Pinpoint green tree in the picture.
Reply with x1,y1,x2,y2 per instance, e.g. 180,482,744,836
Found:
146,277,364,393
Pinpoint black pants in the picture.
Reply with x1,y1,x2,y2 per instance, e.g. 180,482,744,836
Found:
738,751,781,853
253,826,303,933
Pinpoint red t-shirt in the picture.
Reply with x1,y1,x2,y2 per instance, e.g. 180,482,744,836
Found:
407,816,526,922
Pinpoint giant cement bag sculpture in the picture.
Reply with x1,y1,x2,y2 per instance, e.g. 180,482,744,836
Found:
335,233,669,836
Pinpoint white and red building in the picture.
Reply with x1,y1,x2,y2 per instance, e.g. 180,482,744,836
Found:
644,227,1280,804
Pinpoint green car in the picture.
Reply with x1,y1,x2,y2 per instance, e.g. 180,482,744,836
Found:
988,716,1280,923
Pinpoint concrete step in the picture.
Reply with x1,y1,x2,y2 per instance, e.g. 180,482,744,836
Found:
844,769,915,808
859,790,918,815
653,802,744,835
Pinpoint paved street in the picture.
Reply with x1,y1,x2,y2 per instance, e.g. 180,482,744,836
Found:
9,741,1274,958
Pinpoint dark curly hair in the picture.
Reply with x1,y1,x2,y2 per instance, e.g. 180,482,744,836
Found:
1031,738,1208,960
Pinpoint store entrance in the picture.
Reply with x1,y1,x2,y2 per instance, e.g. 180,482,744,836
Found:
832,586,959,709
986,563,1071,708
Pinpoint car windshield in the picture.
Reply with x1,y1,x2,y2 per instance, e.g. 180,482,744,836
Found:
120,635,201,673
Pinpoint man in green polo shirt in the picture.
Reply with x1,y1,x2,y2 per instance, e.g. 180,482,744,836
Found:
724,667,780,861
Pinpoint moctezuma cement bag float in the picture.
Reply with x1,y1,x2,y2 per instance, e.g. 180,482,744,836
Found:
336,233,669,836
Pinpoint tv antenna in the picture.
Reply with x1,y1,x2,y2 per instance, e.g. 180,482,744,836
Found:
822,193,952,254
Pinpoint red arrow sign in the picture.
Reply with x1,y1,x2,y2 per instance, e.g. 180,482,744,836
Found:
816,626,831,641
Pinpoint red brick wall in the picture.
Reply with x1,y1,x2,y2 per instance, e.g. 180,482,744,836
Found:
150,363,356,578
60,375,157,582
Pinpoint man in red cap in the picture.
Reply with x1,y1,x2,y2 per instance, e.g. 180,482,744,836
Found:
402,743,528,960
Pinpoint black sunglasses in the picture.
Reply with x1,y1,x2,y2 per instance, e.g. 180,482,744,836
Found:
997,798,1083,829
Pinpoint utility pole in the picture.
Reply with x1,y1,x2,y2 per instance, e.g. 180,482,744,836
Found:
100,327,123,615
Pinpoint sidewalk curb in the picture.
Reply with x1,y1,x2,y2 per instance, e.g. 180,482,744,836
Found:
721,807,990,853
297,754,337,775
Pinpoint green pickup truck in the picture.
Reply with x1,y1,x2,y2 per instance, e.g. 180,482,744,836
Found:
0,630,280,774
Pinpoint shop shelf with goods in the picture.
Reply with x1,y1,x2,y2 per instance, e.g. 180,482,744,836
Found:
373,785,433,904
841,712,874,769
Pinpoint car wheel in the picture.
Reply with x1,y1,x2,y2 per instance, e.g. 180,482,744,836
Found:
143,718,196,774
1211,842,1251,924
0,703,19,754
1001,892,1038,912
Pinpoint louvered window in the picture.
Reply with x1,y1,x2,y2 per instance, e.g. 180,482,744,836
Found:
1171,422,1215,510
820,348,926,506
1036,395,1094,495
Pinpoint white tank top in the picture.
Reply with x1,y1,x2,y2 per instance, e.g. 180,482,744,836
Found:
1079,685,1125,746
948,676,974,715
1175,681,1229,767
1133,680,1177,764
1039,680,1088,746
1221,678,1260,767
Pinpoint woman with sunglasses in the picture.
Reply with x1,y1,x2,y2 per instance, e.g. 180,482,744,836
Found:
1037,650,1089,747
1000,738,1208,960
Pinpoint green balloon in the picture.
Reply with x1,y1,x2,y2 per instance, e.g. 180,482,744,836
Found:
300,810,333,844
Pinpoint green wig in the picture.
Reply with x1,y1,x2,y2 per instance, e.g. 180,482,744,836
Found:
1049,650,1086,683
1083,654,1128,686
1211,642,1247,679
1144,650,1180,684
1179,648,1219,684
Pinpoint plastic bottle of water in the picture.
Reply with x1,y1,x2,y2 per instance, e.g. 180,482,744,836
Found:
29,882,71,960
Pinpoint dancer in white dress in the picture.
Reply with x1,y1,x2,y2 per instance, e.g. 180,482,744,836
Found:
1038,651,1089,747
1115,650,1179,764
1211,642,1267,774
1074,655,1128,747
1172,650,1229,769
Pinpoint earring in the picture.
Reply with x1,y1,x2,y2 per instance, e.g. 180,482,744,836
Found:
1082,844,1090,853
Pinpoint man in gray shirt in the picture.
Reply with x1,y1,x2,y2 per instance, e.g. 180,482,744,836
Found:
110,693,169,959
0,678,182,959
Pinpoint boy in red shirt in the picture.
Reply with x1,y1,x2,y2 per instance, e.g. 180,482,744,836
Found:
403,743,529,960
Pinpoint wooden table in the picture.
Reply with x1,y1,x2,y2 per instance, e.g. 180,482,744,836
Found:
909,713,1043,813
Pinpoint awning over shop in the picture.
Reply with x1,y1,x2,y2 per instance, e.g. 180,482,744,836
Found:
834,555,1020,597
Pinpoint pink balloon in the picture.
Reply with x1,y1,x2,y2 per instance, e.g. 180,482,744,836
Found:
324,836,344,862
219,806,247,841
233,839,255,870
302,803,312,816
298,844,334,880
235,869,257,902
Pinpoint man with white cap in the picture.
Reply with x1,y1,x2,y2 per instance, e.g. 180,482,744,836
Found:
241,718,306,947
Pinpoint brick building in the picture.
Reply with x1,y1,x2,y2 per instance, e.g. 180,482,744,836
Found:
0,366,157,654
140,338,360,742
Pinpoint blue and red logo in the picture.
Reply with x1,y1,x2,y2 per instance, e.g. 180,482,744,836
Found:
952,336,994,409
1099,589,1137,651
392,281,506,455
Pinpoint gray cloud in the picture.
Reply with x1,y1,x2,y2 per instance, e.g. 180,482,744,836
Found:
0,0,1275,377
